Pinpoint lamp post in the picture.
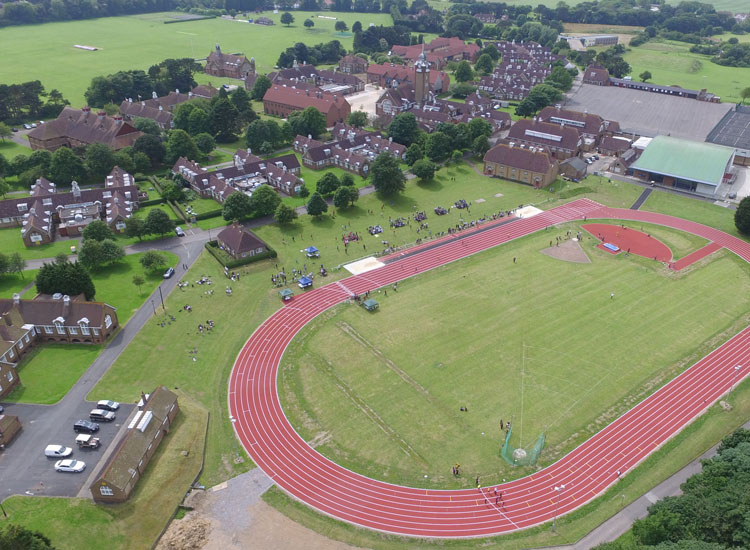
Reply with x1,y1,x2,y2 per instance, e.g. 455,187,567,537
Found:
730,365,742,394
553,484,565,532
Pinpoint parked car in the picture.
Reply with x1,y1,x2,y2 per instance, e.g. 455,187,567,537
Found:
175,226,185,237
89,409,115,422
163,267,175,279
76,434,101,449
23,123,31,129
30,123,37,128
592,155,599,160
11,128,18,132
73,420,99,433
54,459,86,473
45,445,73,458
728,192,737,200
97,400,119,411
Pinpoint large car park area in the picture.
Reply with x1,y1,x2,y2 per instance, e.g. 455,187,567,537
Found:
566,83,732,141
0,400,134,498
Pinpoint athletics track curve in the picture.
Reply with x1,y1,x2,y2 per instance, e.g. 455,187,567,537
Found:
228,198,750,538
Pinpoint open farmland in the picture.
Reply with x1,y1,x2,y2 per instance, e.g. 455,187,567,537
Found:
0,10,393,107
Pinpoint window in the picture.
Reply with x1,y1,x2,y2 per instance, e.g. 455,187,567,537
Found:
99,486,114,496
44,325,53,334
24,334,30,343
69,326,77,335
92,327,99,336
17,340,23,350
7,371,14,383
8,349,14,359
17,203,28,212
105,315,112,329
80,324,90,335
55,322,65,335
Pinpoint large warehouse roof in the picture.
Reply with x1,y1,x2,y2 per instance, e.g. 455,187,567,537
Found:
631,136,734,187
706,104,750,151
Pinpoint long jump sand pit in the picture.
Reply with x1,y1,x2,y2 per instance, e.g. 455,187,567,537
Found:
344,256,384,275
540,238,591,263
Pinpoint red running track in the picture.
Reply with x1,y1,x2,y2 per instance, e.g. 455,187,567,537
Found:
228,199,750,538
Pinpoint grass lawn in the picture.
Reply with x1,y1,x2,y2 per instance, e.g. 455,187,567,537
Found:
179,196,222,216
0,10,394,106
133,203,180,222
623,39,750,103
0,139,32,160
194,215,230,231
0,226,78,261
0,270,38,298
1,396,207,550
278,227,750,489
137,181,160,201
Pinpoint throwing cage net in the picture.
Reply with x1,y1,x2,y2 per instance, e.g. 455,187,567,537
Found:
500,426,545,467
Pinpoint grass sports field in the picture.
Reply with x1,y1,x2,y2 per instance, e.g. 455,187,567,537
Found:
623,39,750,104
0,10,393,107
279,223,750,489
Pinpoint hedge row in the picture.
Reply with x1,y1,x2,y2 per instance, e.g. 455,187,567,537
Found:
140,198,166,207
163,15,216,24
204,240,277,269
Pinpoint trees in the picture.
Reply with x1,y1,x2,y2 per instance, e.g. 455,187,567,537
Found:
316,172,341,197
451,82,477,99
144,207,174,236
166,130,199,163
335,21,349,33
405,143,423,166
248,184,282,217
251,75,272,101
387,113,419,146
546,65,573,91
742,87,750,104
194,132,216,155
210,97,240,142
36,259,96,300
352,21,363,33
474,53,495,75
340,173,355,187
347,111,369,128
132,117,161,136
468,117,492,140
85,143,117,179
333,186,359,208
50,146,86,184
304,18,314,29
78,238,124,269
639,70,653,82
370,153,405,196
410,158,436,182
281,12,294,26
245,119,286,152
222,191,253,221
483,43,500,61
133,134,166,165
160,180,186,202
735,196,750,235
140,250,167,272
424,131,452,162
274,202,298,225
0,524,54,549
124,217,146,241
515,84,563,117
472,135,490,157
306,192,329,217
0,122,11,141
454,60,473,82
187,108,211,136
132,274,145,294
0,178,10,198
82,220,114,242
230,87,256,124
288,107,327,140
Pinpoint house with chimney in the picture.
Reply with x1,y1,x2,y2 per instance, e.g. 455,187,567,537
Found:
216,222,269,260
262,85,351,127
28,107,143,152
367,63,449,94
91,386,179,503
582,64,610,86
0,167,140,246
483,142,559,187
204,45,255,79
506,119,582,160
119,85,219,130
537,106,620,151
339,55,368,74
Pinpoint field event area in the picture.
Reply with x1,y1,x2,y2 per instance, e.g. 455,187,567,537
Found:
279,223,750,489
0,10,393,106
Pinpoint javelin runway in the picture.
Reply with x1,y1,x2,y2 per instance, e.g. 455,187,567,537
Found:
228,198,750,537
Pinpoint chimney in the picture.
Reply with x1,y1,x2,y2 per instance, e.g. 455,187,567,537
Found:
12,293,20,305
152,91,158,99
97,111,106,120
141,101,145,106
159,105,163,111
175,88,180,94
82,106,91,113
62,294,71,315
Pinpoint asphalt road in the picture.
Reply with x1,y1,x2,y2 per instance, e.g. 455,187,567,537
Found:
0,238,205,499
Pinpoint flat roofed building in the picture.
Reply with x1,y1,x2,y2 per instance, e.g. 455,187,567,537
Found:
630,136,735,196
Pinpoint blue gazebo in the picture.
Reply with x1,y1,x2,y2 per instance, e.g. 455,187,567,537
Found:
298,276,313,289
305,246,320,258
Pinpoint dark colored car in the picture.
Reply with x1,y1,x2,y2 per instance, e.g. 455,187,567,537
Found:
89,409,115,422
73,420,99,433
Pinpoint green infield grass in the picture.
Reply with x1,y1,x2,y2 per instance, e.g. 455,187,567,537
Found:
278,228,750,489
623,39,750,103
0,10,393,106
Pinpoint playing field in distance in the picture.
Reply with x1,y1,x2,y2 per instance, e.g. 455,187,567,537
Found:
279,222,750,489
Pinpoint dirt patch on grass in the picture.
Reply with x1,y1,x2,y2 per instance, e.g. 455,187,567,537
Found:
540,239,591,264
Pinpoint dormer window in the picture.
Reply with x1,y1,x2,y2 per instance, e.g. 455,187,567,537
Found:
78,318,90,335
53,316,65,335
17,203,28,212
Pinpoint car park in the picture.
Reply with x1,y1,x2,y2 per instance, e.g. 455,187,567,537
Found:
44,445,73,458
89,409,115,422
163,267,175,279
97,400,119,411
54,459,86,473
73,420,99,433
175,226,185,237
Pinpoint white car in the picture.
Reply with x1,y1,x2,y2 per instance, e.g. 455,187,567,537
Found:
45,444,73,458
97,400,120,411
54,459,86,473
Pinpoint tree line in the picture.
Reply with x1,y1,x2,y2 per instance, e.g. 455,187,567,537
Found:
0,81,70,124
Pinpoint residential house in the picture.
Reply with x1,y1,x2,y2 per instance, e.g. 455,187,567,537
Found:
339,55,368,74
582,64,610,86
559,157,588,180
28,107,143,152
483,142,559,187
476,41,562,101
262,86,351,127
254,16,273,25
91,386,179,502
0,415,22,448
216,222,269,260
204,44,255,79
507,119,582,160
599,135,632,156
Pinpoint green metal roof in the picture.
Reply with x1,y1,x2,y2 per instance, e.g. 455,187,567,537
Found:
631,136,734,187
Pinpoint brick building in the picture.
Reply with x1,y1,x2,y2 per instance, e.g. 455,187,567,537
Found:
262,86,351,127
217,222,269,260
483,142,559,187
28,108,142,152
339,55,369,74
204,45,255,79
507,119,582,160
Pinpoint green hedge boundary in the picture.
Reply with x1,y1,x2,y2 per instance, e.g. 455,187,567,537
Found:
140,198,166,207
204,240,277,268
